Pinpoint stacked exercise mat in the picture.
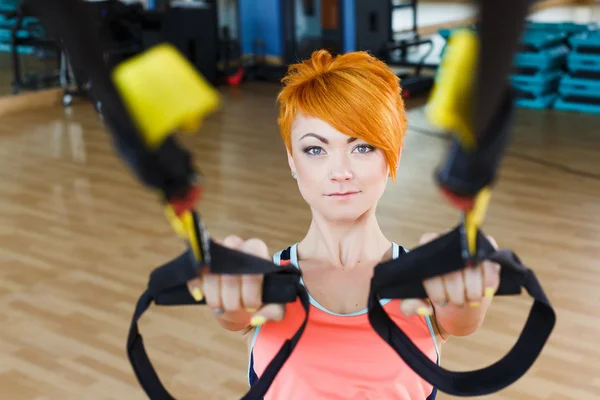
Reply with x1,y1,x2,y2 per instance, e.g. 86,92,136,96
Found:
554,29,600,114
512,22,598,111
511,28,570,109
438,22,600,113
0,0,44,55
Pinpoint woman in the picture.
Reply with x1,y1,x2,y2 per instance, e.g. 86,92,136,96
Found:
187,50,500,399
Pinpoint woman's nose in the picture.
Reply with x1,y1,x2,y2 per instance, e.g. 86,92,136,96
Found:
328,154,353,181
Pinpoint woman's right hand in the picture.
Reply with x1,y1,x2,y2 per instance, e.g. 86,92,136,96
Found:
186,235,286,329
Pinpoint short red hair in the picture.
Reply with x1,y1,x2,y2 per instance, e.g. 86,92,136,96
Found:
277,50,407,181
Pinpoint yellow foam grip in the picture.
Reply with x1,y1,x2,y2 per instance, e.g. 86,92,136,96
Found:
425,29,479,151
165,205,202,262
465,187,492,255
112,43,221,150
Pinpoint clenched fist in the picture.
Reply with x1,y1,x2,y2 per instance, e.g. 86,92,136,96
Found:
186,235,286,329
401,232,501,317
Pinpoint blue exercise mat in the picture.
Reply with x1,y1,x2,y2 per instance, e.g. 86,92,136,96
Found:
554,98,600,114
521,31,567,52
568,52,600,80
559,75,600,98
513,45,569,72
511,70,562,98
569,31,600,55
515,92,558,109
524,21,590,36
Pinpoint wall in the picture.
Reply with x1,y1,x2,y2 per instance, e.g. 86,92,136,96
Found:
239,0,282,59
239,0,356,60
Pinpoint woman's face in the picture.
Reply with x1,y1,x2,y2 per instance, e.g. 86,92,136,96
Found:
287,114,390,222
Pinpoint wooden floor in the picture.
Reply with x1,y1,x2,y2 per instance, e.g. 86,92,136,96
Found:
0,82,599,400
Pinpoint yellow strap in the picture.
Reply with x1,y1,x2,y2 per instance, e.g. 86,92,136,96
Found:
164,205,202,262
425,29,479,151
465,187,492,255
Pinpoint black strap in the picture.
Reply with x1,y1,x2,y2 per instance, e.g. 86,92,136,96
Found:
369,226,556,396
127,241,309,400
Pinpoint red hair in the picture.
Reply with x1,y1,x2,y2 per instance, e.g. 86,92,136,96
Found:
277,50,408,181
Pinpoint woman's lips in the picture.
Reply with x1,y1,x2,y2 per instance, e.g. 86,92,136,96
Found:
325,191,360,199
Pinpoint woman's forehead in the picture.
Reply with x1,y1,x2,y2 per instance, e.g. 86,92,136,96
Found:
291,115,355,141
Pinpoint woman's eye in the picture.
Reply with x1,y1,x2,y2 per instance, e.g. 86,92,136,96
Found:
354,144,374,154
304,146,324,156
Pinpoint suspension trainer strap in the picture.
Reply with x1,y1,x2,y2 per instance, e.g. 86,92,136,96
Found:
127,240,308,400
369,227,555,396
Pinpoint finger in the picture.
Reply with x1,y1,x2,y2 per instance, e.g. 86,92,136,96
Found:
222,234,245,248
443,270,466,306
202,272,222,310
400,299,433,317
423,276,447,305
486,235,499,250
463,264,483,306
241,274,263,311
186,277,204,302
250,303,286,326
240,237,270,260
238,238,269,311
482,260,501,299
419,232,439,245
220,274,242,312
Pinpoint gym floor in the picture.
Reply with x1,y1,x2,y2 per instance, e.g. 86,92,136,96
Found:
0,3,599,400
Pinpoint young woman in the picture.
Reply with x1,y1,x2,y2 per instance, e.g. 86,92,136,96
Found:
186,50,501,399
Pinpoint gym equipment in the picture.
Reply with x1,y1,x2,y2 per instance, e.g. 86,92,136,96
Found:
513,32,569,75
553,30,600,114
524,21,590,35
558,74,600,98
354,0,437,98
510,29,569,109
554,75,600,113
553,97,600,113
568,52,600,80
568,30,600,55
387,0,437,98
3,3,61,94
511,70,562,109
24,0,555,399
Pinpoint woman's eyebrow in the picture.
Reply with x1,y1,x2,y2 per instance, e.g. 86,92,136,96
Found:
300,133,357,144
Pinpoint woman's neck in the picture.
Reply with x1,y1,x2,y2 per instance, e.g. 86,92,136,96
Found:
297,209,392,269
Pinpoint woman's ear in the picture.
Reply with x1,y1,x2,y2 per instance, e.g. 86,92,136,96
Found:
287,148,296,176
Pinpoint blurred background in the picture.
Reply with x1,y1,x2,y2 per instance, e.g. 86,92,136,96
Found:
0,1,599,399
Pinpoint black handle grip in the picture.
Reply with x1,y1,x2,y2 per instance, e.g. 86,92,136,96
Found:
154,272,301,307
377,250,525,300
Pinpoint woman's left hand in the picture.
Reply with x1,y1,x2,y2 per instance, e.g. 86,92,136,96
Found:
400,232,501,317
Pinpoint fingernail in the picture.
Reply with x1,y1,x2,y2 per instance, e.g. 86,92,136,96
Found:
416,307,432,316
250,315,266,327
246,308,258,313
191,287,203,302
469,302,480,308
484,287,495,298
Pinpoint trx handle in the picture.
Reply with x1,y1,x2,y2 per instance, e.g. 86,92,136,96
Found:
368,227,556,396
436,89,516,200
128,243,309,400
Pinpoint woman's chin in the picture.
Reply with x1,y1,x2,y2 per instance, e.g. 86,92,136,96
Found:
318,206,370,223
